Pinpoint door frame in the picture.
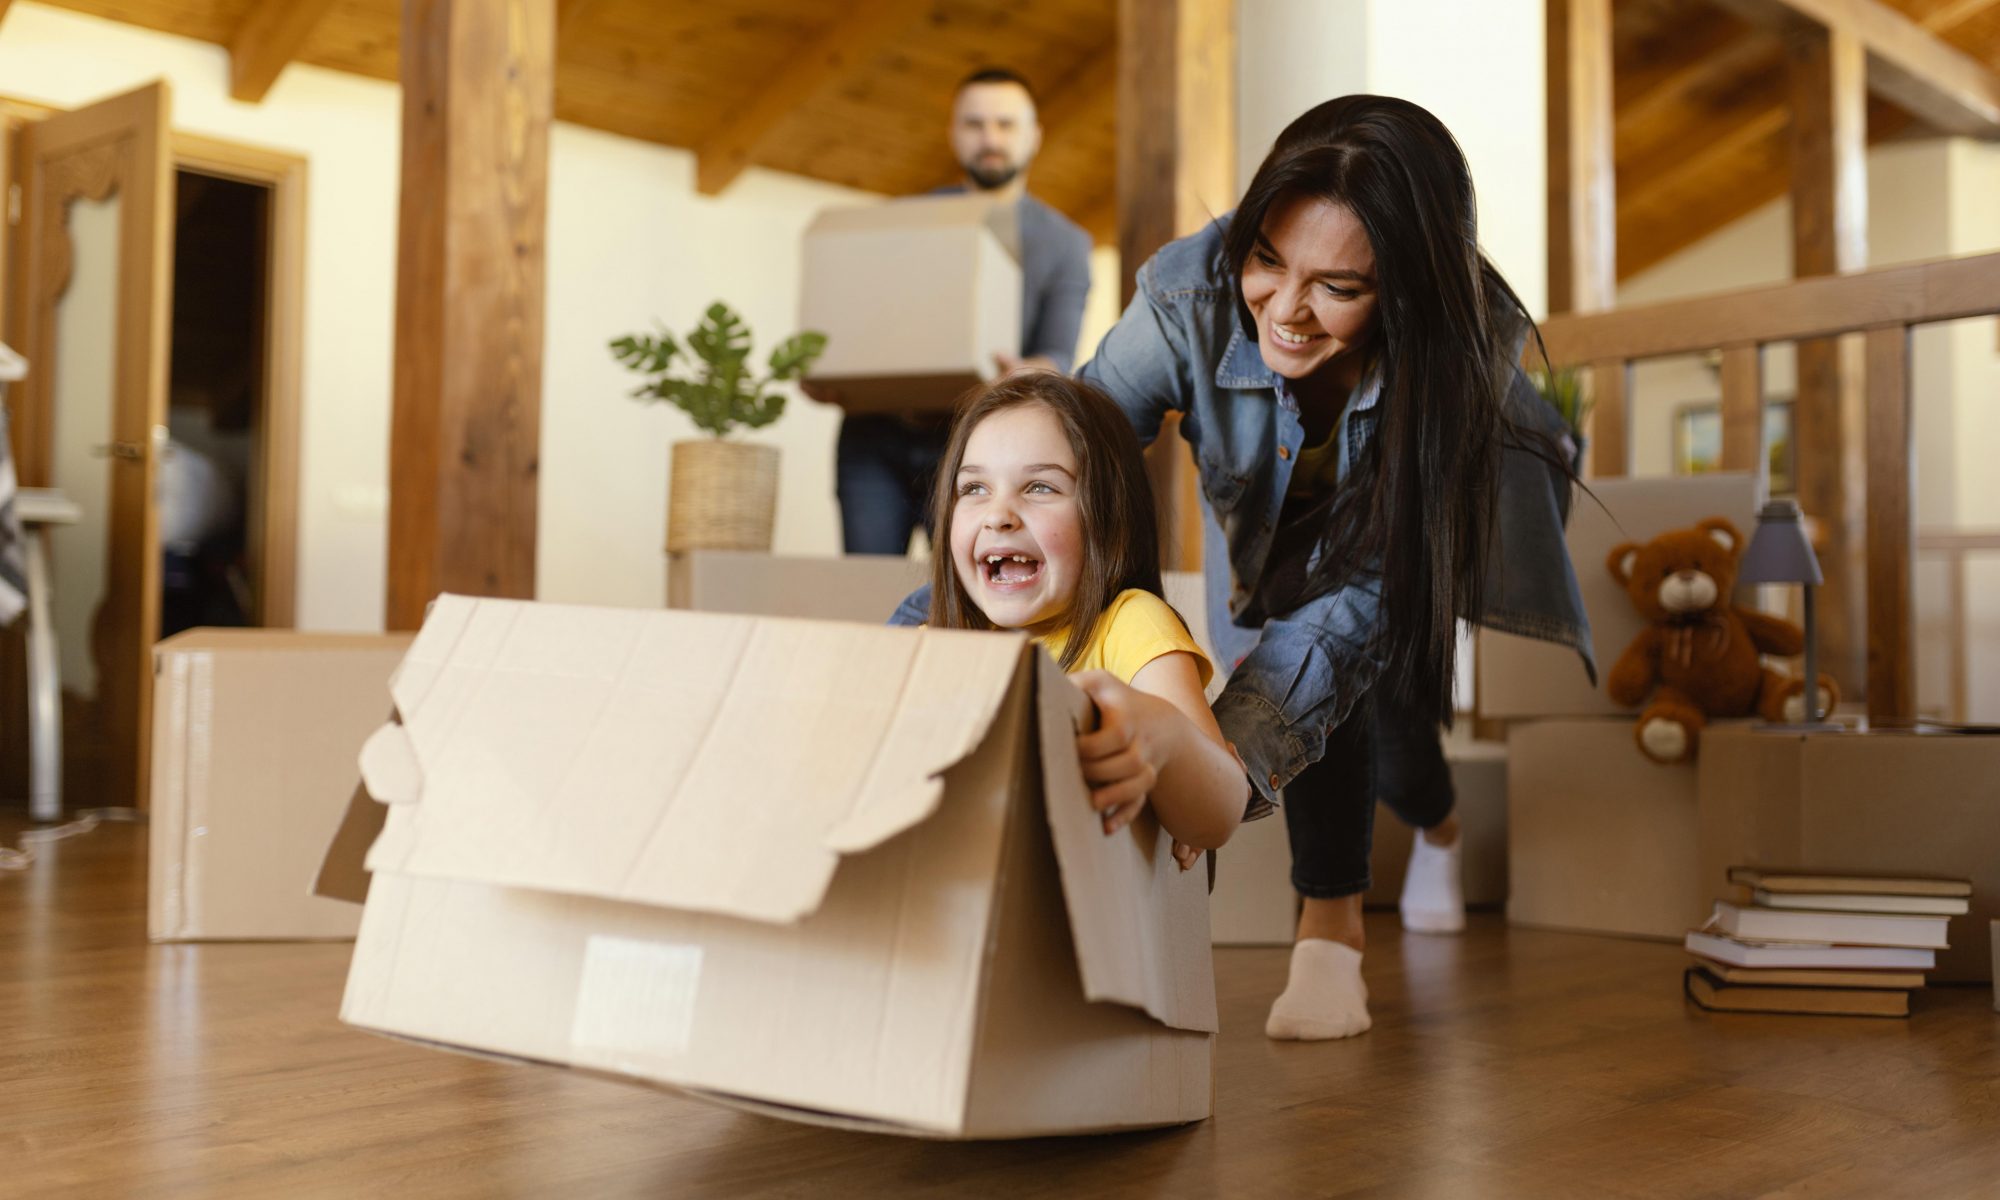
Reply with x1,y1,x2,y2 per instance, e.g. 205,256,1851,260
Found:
2,95,305,628
166,132,306,628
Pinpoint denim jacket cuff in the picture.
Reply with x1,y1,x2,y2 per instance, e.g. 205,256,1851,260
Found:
1211,689,1300,822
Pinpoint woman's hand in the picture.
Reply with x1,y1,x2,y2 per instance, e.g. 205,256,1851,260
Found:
1072,670,1172,835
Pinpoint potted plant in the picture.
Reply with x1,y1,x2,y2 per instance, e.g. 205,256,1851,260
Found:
612,303,826,554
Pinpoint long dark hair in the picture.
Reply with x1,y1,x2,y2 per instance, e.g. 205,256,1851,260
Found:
926,374,1164,669
1223,94,1530,719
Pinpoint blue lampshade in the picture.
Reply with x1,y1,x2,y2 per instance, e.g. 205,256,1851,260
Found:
1738,499,1823,587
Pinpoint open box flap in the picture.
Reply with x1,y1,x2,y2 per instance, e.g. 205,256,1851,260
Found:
1035,654,1219,1033
359,596,1030,925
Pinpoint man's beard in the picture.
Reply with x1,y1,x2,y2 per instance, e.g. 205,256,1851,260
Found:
963,156,1021,191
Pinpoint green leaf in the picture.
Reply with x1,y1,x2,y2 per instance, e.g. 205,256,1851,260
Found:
766,331,827,381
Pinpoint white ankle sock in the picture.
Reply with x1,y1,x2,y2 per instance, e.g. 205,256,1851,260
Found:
1399,830,1465,935
1265,939,1371,1041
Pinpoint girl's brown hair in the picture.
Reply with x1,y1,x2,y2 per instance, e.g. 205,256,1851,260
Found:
926,373,1164,669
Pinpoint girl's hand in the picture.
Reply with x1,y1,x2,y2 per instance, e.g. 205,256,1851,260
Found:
1073,670,1172,835
1171,840,1201,872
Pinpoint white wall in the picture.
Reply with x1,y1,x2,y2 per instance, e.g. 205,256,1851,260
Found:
0,1,881,629
1236,0,1548,316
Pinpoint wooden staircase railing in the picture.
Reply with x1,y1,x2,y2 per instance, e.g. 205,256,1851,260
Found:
1538,251,2000,726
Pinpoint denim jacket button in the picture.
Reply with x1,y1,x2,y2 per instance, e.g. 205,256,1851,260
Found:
1277,445,1291,461
1267,772,1280,791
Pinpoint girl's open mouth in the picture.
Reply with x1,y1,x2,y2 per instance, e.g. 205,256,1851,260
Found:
982,553,1043,589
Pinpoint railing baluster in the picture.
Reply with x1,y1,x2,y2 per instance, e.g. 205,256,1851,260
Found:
1865,324,1915,727
1717,343,1765,495
1588,357,1629,479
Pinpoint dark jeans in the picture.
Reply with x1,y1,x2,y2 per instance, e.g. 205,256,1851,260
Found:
835,414,952,555
1284,694,1457,900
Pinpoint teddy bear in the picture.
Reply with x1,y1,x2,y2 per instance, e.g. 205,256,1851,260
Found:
1605,516,1837,764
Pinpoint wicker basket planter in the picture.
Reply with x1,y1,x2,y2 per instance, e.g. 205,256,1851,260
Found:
666,439,779,553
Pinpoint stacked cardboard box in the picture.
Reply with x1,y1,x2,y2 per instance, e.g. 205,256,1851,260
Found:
1682,868,1968,1017
1480,473,1759,941
1699,725,2000,982
149,629,411,941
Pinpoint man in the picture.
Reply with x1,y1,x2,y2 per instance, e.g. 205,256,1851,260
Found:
834,67,1094,555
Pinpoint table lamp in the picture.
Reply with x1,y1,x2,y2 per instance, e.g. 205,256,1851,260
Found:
1738,498,1841,731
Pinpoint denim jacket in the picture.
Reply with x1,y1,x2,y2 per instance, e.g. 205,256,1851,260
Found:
894,218,1593,818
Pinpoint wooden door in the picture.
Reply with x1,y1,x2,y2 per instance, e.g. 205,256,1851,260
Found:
6,82,174,812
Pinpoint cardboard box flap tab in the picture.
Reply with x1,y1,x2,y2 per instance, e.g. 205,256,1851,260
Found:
358,722,422,805
1035,655,1220,1034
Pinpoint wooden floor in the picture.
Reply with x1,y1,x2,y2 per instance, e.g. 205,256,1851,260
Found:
5,819,1999,1199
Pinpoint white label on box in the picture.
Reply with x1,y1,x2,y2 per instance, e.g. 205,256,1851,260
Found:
571,936,703,1062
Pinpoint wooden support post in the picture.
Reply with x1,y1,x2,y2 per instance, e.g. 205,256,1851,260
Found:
386,0,553,631
1864,324,1913,726
1546,0,1616,315
1788,21,1869,701
1118,0,1235,571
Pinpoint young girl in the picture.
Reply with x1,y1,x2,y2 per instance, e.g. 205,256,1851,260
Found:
926,373,1247,857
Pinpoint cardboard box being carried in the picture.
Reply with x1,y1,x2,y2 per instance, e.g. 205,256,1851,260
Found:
800,194,1021,413
150,629,411,942
327,596,1215,1138
1507,717,1709,940
1699,725,2000,983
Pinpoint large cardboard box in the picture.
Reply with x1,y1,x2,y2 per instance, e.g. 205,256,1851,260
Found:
1506,717,1709,940
1478,472,1760,719
331,596,1215,1139
800,194,1021,413
1698,726,2000,983
666,550,927,624
149,629,411,942
1365,735,1508,909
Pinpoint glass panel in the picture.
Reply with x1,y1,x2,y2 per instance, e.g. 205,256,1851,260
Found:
49,190,121,703
1628,351,1721,480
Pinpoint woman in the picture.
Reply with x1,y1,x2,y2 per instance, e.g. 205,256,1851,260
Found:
1080,95,1588,1041
894,95,1591,1039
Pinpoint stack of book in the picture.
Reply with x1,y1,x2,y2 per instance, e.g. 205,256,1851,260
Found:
1682,867,1972,1018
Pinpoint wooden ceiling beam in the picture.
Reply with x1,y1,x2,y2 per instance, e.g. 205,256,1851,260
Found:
1711,0,2000,136
1615,35,1776,156
228,0,338,103
694,0,932,196
557,0,594,40
1037,45,1119,136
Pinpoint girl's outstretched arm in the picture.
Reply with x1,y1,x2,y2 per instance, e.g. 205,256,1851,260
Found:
1073,655,1247,853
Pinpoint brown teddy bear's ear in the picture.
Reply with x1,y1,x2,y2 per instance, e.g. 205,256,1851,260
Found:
1697,517,1742,556
1607,542,1641,585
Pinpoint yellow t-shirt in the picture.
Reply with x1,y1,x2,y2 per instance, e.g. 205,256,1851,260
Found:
1039,589,1214,688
